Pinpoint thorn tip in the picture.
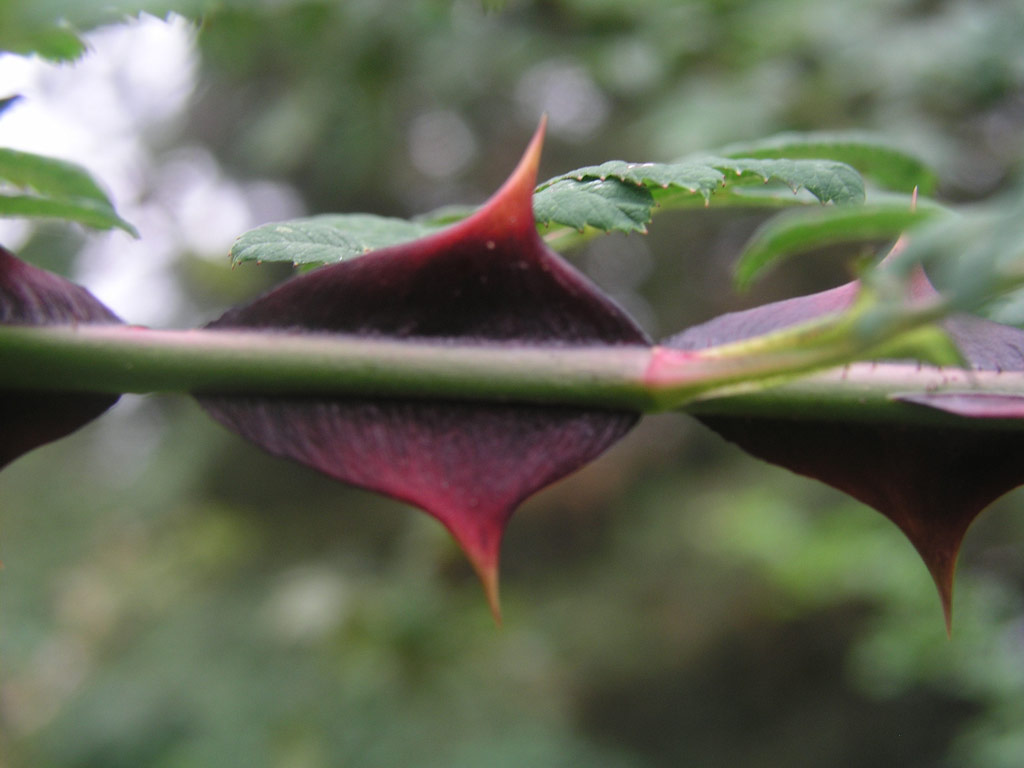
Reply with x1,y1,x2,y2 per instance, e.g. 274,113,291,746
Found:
478,563,503,627
922,550,957,637
454,530,504,626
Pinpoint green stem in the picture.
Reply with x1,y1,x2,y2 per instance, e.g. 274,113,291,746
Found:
688,362,1024,428
0,325,656,407
3,324,1024,429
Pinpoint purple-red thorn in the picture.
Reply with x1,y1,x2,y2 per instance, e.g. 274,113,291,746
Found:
0,247,122,469
198,120,649,619
666,263,1024,630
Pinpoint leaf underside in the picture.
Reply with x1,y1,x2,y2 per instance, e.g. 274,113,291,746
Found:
0,148,137,234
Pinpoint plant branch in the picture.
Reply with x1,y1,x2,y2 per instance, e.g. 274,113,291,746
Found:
0,324,655,406
4,324,1024,429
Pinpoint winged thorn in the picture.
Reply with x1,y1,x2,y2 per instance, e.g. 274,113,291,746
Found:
667,266,1024,631
197,119,651,621
0,247,122,468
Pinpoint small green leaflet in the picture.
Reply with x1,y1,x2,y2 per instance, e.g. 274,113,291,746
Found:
0,196,137,233
541,155,865,204
230,214,443,266
0,148,136,234
544,160,724,199
0,148,111,201
532,156,865,234
717,132,938,196
233,185,656,267
696,156,866,205
533,178,654,234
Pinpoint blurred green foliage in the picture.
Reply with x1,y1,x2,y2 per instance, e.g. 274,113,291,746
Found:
3,1,1024,766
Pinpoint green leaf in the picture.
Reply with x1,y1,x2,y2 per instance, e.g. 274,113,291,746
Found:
735,198,948,289
0,148,109,202
544,156,864,206
230,214,444,266
0,195,134,232
0,25,88,62
0,3,210,62
550,160,725,200
234,149,872,268
533,156,863,236
532,177,654,234
716,132,938,196
0,148,136,234
698,157,865,205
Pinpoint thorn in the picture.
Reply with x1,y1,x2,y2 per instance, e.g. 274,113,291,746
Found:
450,523,505,626
457,115,546,240
929,558,956,638
914,540,958,637
883,233,909,264
476,561,503,627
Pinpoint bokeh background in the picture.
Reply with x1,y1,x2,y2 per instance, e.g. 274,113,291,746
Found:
2,1,1024,765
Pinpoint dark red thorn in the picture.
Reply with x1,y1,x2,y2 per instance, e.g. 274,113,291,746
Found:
1,247,122,468
666,266,1024,630
198,119,650,619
